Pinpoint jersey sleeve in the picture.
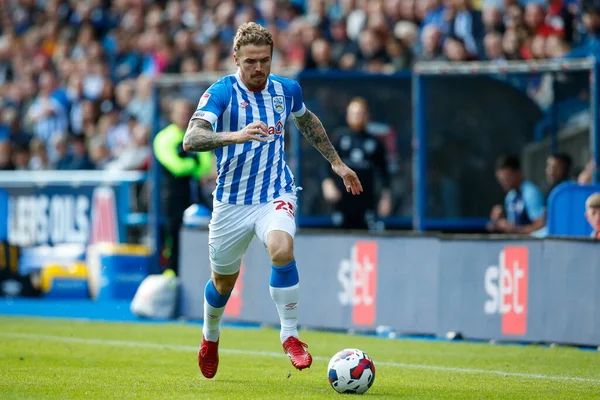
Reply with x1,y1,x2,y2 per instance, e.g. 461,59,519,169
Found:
523,183,546,221
289,80,307,118
191,80,227,127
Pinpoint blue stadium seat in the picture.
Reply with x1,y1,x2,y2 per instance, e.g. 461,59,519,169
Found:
547,182,600,237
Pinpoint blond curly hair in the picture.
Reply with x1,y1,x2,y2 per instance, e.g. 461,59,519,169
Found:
233,22,274,55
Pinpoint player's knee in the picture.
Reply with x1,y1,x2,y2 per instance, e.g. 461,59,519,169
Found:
271,247,294,266
212,273,237,295
267,233,294,266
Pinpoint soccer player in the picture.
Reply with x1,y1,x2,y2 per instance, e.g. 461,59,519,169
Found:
182,22,363,379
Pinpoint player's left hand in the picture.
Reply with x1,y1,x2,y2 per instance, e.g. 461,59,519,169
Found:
332,161,363,195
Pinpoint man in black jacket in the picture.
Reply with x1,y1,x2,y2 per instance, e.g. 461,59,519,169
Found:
322,97,392,230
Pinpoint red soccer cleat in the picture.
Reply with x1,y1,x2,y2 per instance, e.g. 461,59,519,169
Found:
198,336,219,379
282,336,313,370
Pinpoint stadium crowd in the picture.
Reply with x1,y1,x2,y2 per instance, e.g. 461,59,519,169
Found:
0,0,598,174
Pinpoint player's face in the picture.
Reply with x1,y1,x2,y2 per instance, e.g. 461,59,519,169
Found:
234,44,272,90
586,208,600,230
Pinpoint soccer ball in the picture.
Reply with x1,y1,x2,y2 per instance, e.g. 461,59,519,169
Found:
327,348,375,394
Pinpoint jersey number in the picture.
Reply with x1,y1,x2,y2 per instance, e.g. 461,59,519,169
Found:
274,200,295,216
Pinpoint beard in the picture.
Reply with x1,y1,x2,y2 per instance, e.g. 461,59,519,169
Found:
246,72,267,90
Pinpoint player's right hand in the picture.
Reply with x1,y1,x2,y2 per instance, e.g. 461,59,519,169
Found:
233,122,270,143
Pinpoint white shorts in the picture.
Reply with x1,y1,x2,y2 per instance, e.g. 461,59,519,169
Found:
208,192,297,275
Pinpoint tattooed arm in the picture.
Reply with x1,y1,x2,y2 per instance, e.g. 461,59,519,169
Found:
183,119,269,152
183,119,232,152
294,110,363,195
293,110,341,165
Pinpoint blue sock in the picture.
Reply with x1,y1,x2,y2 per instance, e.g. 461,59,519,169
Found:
270,260,299,288
269,260,300,342
204,280,231,308
203,280,231,342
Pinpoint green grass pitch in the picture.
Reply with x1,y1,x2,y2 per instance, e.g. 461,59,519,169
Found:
0,316,598,399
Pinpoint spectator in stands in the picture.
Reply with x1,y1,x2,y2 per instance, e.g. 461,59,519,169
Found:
355,29,390,72
487,155,547,236
482,5,504,34
106,122,151,171
0,141,13,170
69,135,96,170
153,99,214,274
0,107,26,145
89,139,112,169
422,0,447,31
419,25,445,61
126,76,154,127
501,0,520,9
502,28,524,60
394,21,419,50
444,36,475,61
566,1,600,58
24,71,68,149
585,192,600,239
322,97,391,230
305,38,335,70
328,17,354,63
525,4,558,38
66,74,86,137
546,0,575,42
103,102,132,157
484,31,506,61
386,37,415,71
531,34,548,59
53,134,72,170
0,140,15,171
546,34,572,58
28,138,49,170
449,0,484,58
11,143,30,171
545,152,572,198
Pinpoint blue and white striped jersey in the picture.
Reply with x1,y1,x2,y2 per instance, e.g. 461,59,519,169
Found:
191,71,306,205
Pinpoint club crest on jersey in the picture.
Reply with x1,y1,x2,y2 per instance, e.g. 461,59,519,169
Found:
272,96,285,114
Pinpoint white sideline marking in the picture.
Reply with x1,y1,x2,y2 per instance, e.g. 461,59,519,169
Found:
1,332,598,385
